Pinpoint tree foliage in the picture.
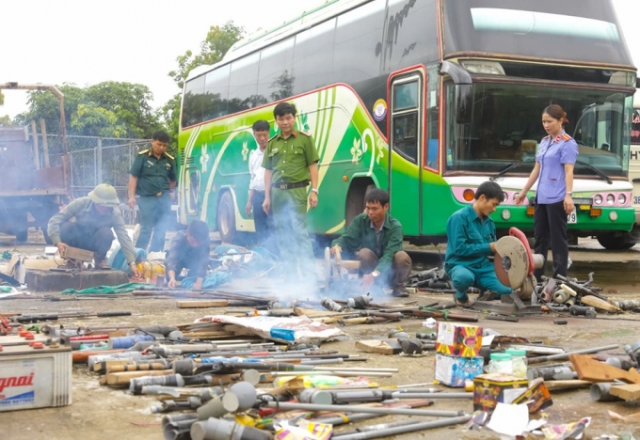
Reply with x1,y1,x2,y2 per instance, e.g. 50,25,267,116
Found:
169,22,244,89
16,82,162,138
0,115,12,127
163,22,244,142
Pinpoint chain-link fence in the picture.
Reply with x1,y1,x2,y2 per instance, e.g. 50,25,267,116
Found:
29,131,150,224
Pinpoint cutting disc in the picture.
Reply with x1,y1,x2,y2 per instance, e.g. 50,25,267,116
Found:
494,235,530,289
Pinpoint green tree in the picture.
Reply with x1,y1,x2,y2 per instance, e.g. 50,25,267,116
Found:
16,82,163,139
70,102,128,138
0,91,4,106
164,21,244,142
16,84,85,133
169,22,244,89
85,82,161,138
0,115,12,126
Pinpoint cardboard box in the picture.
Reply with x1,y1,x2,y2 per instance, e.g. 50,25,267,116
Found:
473,373,528,412
512,378,553,413
434,354,484,387
436,322,482,357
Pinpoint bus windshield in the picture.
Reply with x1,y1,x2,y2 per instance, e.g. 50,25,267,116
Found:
444,82,629,178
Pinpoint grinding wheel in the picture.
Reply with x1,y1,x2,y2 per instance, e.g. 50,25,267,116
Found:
494,235,530,290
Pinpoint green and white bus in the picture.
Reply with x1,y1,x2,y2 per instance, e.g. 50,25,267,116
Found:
178,0,637,249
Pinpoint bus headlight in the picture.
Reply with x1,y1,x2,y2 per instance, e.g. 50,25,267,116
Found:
501,209,511,220
606,194,615,205
609,211,618,221
513,192,519,201
618,194,627,205
593,195,603,205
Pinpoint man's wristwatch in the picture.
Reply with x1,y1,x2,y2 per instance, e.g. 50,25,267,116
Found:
311,188,319,194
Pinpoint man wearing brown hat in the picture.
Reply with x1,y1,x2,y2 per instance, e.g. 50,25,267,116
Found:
48,184,140,276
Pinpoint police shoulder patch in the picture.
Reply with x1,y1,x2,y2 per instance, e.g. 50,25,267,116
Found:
268,134,278,141
165,152,175,160
560,133,572,141
138,149,149,155
299,130,312,137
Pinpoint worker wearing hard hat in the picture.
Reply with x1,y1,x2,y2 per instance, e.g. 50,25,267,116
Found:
48,183,140,276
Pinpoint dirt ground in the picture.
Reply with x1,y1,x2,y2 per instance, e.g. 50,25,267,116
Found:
1,236,639,439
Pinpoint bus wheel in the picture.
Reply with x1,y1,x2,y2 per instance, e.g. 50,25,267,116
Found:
217,192,237,244
596,232,636,250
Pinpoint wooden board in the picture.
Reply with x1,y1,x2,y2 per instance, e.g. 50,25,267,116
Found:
176,300,229,308
610,384,640,401
570,354,640,384
355,339,402,355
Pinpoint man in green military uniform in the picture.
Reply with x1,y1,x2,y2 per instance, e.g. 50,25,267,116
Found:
262,102,319,286
48,183,140,276
331,189,412,297
128,130,176,252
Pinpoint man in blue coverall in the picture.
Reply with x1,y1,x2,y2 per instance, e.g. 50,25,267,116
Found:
444,181,512,306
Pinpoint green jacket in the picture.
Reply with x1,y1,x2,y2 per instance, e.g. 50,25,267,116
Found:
130,150,177,196
48,198,137,264
262,130,319,184
444,205,495,271
332,212,404,273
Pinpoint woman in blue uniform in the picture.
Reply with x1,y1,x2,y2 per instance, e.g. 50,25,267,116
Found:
515,104,578,279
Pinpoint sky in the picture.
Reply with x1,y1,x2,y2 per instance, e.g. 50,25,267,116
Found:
1,0,639,120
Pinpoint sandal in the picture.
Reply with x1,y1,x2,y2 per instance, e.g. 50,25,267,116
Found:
391,289,410,298
454,298,475,308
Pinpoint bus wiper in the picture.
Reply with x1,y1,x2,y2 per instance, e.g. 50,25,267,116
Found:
575,159,612,184
490,162,523,181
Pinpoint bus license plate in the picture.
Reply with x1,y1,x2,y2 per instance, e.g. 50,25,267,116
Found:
567,208,577,224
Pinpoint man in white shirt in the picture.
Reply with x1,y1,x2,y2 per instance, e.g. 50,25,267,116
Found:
246,120,275,250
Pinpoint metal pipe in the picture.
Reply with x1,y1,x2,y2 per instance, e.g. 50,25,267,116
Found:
590,382,623,402
335,419,422,435
330,415,471,439
265,401,465,417
391,392,472,399
527,344,619,365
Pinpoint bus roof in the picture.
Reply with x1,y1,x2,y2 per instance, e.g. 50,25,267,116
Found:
186,0,371,82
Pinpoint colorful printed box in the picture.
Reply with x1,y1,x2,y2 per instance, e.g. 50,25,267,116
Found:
434,353,484,387
473,373,529,412
436,322,483,357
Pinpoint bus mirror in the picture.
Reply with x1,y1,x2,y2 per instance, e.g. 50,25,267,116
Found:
440,61,473,124
456,84,473,124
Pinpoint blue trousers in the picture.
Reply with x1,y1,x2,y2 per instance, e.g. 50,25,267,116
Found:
448,263,512,300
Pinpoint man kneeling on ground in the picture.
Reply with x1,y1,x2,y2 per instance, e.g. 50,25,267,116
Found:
330,189,412,297
166,220,210,290
48,183,140,277
444,181,512,306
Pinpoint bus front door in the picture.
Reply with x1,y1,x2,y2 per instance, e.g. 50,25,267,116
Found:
388,70,424,236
